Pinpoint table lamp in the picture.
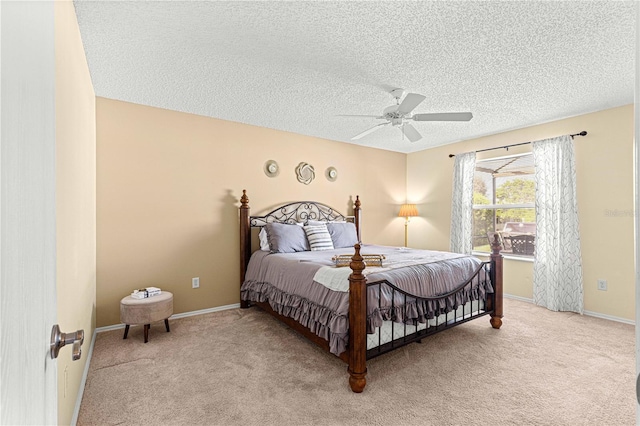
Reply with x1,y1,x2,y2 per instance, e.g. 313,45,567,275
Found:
398,204,418,247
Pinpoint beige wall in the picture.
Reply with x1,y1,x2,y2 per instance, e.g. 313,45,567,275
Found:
96,98,407,327
408,105,634,321
55,2,97,424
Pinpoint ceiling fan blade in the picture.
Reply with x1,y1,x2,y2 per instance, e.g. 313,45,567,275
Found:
337,114,384,118
351,122,389,140
402,123,422,142
397,93,426,114
412,112,473,121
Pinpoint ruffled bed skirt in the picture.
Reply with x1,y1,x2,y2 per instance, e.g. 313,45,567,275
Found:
241,280,349,355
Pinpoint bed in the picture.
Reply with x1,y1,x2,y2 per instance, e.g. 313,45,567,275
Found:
239,190,503,393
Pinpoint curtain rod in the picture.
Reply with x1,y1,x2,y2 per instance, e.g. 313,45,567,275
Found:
447,131,587,158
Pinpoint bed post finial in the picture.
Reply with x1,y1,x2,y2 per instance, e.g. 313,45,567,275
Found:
490,233,501,255
348,243,367,393
350,244,365,276
241,189,249,208
354,195,362,242
489,233,503,329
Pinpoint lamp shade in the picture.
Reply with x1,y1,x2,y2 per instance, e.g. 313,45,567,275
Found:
398,204,418,218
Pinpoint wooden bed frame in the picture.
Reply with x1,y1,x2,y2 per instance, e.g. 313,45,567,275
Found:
239,190,503,393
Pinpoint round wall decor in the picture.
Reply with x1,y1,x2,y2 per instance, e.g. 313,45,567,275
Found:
325,167,338,182
263,160,279,177
295,162,315,185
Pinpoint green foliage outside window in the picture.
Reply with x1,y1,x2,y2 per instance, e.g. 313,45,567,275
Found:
495,179,535,223
495,179,535,204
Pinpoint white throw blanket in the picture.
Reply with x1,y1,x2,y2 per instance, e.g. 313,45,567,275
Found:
312,248,468,292
312,267,353,292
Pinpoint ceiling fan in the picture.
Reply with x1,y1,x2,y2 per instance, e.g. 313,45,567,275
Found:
343,88,473,143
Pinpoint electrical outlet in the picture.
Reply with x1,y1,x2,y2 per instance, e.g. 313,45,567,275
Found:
597,279,607,291
192,277,200,289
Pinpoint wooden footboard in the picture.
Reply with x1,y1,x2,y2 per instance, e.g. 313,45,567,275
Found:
346,236,503,393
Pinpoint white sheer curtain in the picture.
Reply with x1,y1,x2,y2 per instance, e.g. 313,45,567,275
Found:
532,135,584,313
450,151,476,254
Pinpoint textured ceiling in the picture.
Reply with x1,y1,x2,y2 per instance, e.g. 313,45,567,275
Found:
74,1,636,154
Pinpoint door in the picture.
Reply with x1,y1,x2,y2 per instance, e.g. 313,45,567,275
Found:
0,1,58,424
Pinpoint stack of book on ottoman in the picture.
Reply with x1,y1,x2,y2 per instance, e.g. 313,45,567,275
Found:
131,287,162,299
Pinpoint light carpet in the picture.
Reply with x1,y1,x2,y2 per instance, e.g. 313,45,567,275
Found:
77,299,635,425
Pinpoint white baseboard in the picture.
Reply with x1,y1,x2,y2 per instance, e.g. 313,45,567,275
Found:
71,329,97,426
583,309,635,325
503,293,534,303
76,303,240,423
94,302,241,333
504,293,635,325
169,303,241,320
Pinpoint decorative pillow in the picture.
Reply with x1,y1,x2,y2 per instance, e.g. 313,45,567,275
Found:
304,224,335,251
258,228,270,251
265,222,310,253
327,222,359,249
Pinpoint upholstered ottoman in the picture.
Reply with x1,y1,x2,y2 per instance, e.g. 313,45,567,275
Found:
120,291,173,343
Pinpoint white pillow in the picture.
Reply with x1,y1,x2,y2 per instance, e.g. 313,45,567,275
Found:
258,228,270,251
304,224,334,251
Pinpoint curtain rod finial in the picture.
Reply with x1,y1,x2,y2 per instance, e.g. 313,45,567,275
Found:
448,154,455,158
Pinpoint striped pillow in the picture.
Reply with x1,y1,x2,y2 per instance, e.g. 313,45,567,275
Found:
304,224,334,251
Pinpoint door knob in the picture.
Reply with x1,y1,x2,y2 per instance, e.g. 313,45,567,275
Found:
50,324,84,360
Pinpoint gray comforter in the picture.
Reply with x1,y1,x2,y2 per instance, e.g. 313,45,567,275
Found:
241,244,492,355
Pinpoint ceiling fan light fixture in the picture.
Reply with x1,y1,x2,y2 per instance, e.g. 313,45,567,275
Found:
344,87,473,143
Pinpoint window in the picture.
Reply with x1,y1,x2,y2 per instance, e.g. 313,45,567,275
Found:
472,153,536,257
